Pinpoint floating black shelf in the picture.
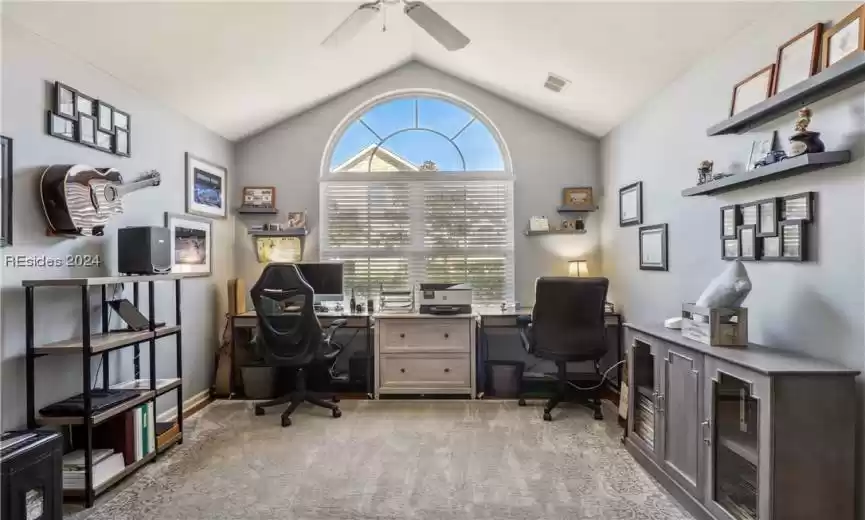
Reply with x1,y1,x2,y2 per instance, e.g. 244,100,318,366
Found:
523,229,587,236
236,207,278,215
248,229,308,237
681,151,851,197
556,205,597,213
707,53,865,136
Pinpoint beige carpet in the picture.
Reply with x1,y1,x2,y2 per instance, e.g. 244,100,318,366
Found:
67,400,692,520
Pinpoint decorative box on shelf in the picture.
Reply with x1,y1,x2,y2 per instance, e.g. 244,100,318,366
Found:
681,303,748,347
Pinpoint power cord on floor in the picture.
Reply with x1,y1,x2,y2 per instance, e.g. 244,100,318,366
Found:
566,360,626,391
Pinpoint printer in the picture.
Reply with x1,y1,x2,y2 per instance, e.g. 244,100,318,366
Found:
418,283,472,315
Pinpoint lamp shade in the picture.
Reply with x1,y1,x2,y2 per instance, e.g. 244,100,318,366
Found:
568,260,588,277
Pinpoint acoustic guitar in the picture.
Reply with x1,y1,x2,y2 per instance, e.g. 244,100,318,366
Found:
40,165,161,236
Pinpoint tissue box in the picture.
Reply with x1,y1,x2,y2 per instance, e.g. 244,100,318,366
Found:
681,303,748,347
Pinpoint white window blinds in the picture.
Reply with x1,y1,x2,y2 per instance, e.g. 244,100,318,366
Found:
321,180,514,304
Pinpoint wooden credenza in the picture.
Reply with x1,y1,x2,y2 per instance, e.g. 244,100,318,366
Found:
374,313,476,398
625,323,859,520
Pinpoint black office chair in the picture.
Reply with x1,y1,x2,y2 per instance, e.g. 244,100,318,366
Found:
250,263,347,427
517,277,609,422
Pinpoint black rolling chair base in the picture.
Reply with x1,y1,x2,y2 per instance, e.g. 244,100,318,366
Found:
254,369,342,427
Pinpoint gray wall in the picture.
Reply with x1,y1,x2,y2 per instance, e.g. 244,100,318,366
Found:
235,61,600,304
599,1,865,510
0,19,235,428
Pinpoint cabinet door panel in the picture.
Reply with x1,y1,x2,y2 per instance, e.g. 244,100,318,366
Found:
662,346,703,499
626,330,662,460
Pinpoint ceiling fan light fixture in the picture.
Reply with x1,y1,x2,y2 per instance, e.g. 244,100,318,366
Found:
403,1,470,51
321,2,381,48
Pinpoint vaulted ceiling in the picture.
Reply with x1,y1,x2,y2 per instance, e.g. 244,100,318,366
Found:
4,1,774,141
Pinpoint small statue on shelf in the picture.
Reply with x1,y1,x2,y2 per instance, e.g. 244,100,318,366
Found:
789,107,825,157
697,160,714,185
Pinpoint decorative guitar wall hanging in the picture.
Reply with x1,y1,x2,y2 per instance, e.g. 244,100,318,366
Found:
40,165,161,236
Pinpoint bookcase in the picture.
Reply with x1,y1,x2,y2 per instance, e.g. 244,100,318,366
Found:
23,273,202,508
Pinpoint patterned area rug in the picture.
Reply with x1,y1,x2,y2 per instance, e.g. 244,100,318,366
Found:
67,400,692,520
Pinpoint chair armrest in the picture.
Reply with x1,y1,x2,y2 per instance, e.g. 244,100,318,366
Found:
516,315,533,354
323,318,348,345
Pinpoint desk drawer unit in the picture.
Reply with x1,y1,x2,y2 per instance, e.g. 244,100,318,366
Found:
374,316,476,398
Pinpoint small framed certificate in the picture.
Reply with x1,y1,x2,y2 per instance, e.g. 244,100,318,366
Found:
242,186,276,208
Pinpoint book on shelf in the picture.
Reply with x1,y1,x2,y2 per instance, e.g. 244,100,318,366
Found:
133,402,156,461
156,422,180,448
62,449,114,471
63,452,125,490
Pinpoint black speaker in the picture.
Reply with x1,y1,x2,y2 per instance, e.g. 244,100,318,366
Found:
118,226,171,275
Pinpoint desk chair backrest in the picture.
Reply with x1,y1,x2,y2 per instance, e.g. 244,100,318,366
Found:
532,277,609,360
250,263,323,366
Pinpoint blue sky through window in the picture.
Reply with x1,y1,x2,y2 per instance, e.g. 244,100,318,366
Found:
329,96,505,172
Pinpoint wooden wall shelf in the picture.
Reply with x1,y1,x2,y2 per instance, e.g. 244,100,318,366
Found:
248,229,308,237
707,53,865,136
237,207,278,215
556,205,597,213
681,151,851,197
523,229,587,236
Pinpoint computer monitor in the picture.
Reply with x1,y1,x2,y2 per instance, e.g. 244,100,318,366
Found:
295,262,344,302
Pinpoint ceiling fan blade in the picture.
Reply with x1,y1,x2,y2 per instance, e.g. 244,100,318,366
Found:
403,1,470,51
321,2,381,48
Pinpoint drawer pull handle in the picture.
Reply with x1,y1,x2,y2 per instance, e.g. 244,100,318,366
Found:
444,333,449,339
444,368,450,373
399,333,405,338
400,368,406,373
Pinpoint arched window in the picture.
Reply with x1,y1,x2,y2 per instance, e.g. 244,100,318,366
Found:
321,92,514,305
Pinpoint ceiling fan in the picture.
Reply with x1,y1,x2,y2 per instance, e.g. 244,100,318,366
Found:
322,0,470,51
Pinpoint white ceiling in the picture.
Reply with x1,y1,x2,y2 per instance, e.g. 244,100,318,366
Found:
4,1,773,141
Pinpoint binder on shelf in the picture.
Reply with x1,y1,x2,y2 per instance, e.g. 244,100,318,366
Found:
63,452,125,490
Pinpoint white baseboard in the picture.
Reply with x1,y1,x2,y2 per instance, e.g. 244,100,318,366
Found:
157,389,211,423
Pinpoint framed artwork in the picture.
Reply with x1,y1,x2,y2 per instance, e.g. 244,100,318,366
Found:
746,131,777,171
561,187,594,208
720,204,739,239
114,128,130,157
773,23,823,94
639,223,668,271
756,197,779,237
113,109,130,131
286,211,307,229
780,220,806,261
186,152,227,219
96,131,112,151
1,136,12,247
242,186,276,208
255,236,302,263
165,212,212,275
730,64,775,116
722,238,740,260
76,93,94,116
762,235,782,259
97,101,115,133
78,113,97,147
54,81,77,120
738,225,759,261
822,5,865,68
740,201,759,226
618,181,643,227
47,111,75,141
782,192,813,221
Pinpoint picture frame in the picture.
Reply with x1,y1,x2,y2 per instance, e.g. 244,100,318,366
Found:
639,223,668,271
720,204,740,239
561,187,594,209
165,212,212,275
740,201,759,227
242,186,276,208
96,130,113,151
755,197,779,237
54,81,77,120
76,93,94,116
186,152,228,219
782,191,813,221
822,5,865,69
113,109,130,131
1,136,12,247
780,220,806,261
762,235,782,260
114,128,130,157
47,111,75,141
286,211,308,230
722,238,740,260
78,113,97,147
96,101,115,134
746,131,777,171
619,181,643,227
737,225,759,261
773,23,823,94
730,64,775,116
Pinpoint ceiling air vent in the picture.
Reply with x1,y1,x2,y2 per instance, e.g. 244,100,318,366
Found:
544,74,570,93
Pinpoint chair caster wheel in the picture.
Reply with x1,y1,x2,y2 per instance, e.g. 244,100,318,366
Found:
543,411,552,422
281,416,292,427
517,398,526,406
594,410,604,421
332,396,340,403
254,406,265,416
332,409,342,418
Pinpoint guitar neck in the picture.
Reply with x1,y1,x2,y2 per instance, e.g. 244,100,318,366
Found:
115,178,158,197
